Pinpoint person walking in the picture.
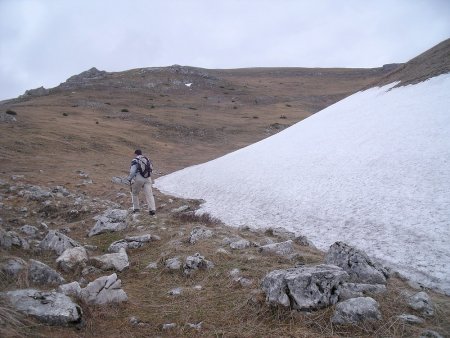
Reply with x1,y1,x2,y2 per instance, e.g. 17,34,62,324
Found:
127,149,156,215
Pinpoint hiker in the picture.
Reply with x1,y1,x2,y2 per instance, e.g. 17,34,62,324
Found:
127,149,156,215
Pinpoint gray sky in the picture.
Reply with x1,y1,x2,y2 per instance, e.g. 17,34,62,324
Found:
1,0,449,101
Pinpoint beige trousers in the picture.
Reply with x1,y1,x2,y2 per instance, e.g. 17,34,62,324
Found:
131,174,156,212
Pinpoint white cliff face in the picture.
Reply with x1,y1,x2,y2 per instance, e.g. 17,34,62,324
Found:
156,74,450,295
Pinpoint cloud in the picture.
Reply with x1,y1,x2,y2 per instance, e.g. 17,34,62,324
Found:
0,0,449,100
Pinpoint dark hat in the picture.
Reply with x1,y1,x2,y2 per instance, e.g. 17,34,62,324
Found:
134,149,142,155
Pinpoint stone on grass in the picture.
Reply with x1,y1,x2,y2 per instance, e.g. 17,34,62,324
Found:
89,209,128,237
261,264,348,310
165,257,182,271
56,246,88,272
259,240,294,256
28,259,65,286
229,238,250,250
325,242,389,284
146,262,158,269
20,225,40,238
0,229,29,250
188,226,213,244
58,281,82,298
397,314,425,324
332,297,381,324
1,257,27,278
183,253,214,275
168,287,183,296
107,234,158,253
80,273,128,305
90,248,129,272
0,289,82,326
39,230,80,255
339,282,387,300
407,291,434,316
420,330,444,338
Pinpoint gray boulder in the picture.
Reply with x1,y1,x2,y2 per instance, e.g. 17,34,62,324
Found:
261,264,348,310
56,246,89,272
332,297,381,324
165,257,182,271
89,209,128,237
259,240,294,256
19,185,52,201
80,273,128,305
39,230,81,255
324,242,388,284
407,291,434,316
188,226,213,244
339,282,387,300
58,281,82,298
28,259,65,286
183,253,214,275
107,234,159,253
396,314,425,324
20,225,40,238
0,229,29,250
229,238,250,250
0,289,82,326
90,248,129,272
1,257,27,278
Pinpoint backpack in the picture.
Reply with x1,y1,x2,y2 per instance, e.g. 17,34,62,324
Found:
136,156,153,178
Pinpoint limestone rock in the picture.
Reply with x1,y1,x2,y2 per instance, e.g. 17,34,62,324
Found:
56,246,89,272
188,226,213,244
20,225,40,238
39,230,81,255
261,264,348,310
397,314,425,324
420,330,444,338
183,253,214,275
229,238,250,250
339,282,387,300
0,289,82,326
80,273,128,305
0,229,29,250
90,248,129,272
89,209,128,237
28,259,65,286
165,257,182,271
332,297,382,324
408,291,434,316
0,257,27,278
324,242,389,284
108,234,157,253
259,240,294,256
58,281,82,298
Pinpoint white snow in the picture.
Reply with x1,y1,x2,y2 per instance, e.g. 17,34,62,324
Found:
155,74,450,295
185,83,192,87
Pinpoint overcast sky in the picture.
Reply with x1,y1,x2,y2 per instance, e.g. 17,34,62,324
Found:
1,0,449,101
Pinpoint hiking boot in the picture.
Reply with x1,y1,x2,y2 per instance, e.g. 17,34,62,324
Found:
133,209,140,213
149,210,155,216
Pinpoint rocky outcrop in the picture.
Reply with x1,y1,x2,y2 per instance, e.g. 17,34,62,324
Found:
332,297,382,324
188,226,213,244
261,264,348,310
39,230,81,255
183,253,214,276
28,259,65,286
0,289,82,326
80,273,128,305
89,248,129,272
107,234,159,253
324,242,389,284
407,291,434,316
89,209,128,237
56,246,88,272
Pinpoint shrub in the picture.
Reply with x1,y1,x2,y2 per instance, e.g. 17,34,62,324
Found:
285,104,292,107
62,112,68,116
121,109,129,112
280,115,287,119
5,110,16,115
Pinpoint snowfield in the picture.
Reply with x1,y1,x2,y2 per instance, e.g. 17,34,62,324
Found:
155,74,450,295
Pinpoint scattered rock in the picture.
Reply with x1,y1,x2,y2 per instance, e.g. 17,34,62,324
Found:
187,322,203,330
188,226,213,244
0,257,27,279
20,225,40,238
261,264,348,310
80,273,128,305
324,242,389,284
165,257,182,271
168,287,183,296
420,329,444,338
229,238,250,250
58,281,82,298
90,248,129,272
89,209,128,237
19,185,52,201
146,262,158,269
332,297,382,324
39,230,81,255
162,323,177,330
81,265,103,276
28,259,65,286
0,229,29,250
183,253,214,275
397,314,425,324
56,246,89,272
108,234,158,253
216,248,230,255
0,289,82,326
259,240,294,256
407,291,434,316
171,205,189,213
339,283,387,300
